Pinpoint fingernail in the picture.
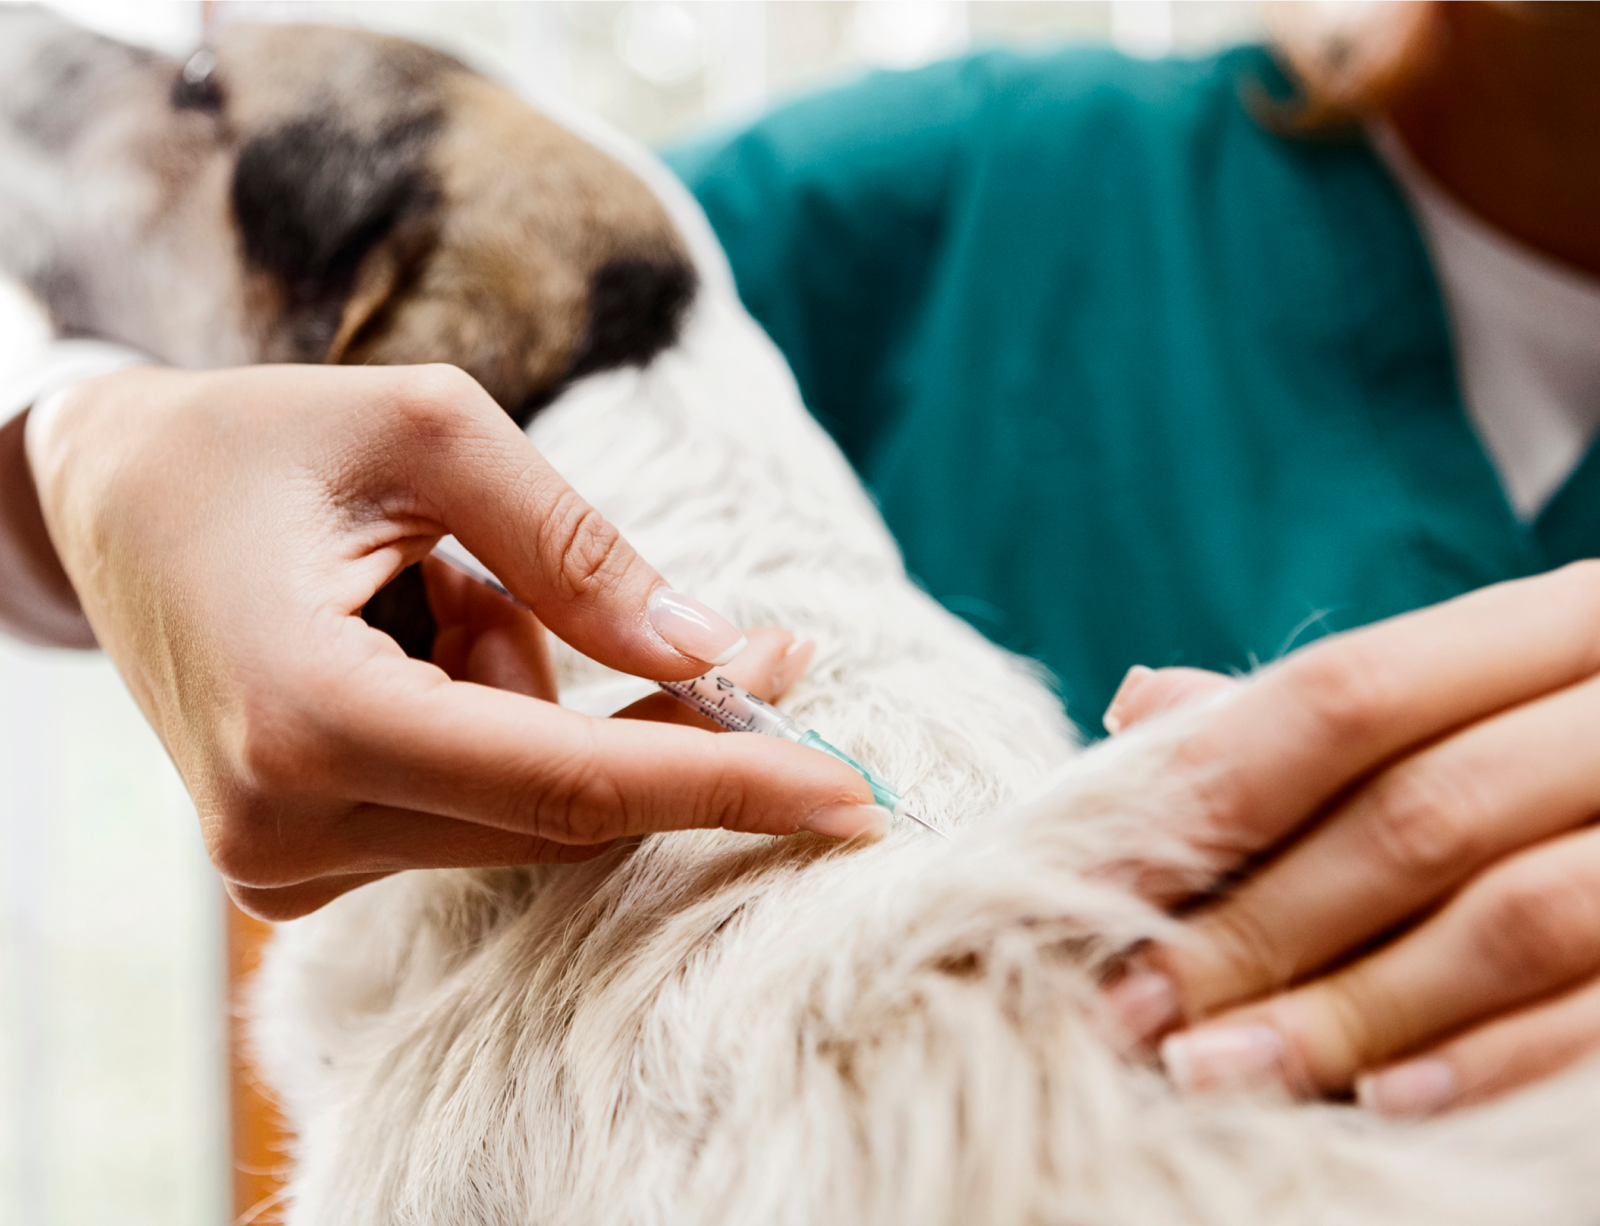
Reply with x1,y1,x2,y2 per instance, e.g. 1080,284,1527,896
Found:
804,803,891,840
1103,664,1153,735
647,588,747,665
774,639,815,692
1103,971,1180,1045
1161,1023,1285,1092
1355,1059,1456,1117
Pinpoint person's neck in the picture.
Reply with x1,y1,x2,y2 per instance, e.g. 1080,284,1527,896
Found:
1385,2,1600,278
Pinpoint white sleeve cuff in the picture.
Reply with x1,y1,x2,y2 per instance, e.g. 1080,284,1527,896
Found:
1,338,151,431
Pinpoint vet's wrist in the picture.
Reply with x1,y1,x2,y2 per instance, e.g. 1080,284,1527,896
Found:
0,339,149,647
0,407,93,644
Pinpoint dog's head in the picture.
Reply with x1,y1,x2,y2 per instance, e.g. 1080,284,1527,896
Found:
1,11,697,424
213,23,698,423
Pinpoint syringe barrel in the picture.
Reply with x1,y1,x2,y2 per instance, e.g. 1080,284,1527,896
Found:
658,672,804,739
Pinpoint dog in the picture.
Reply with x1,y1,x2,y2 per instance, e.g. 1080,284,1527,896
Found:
6,11,1600,1223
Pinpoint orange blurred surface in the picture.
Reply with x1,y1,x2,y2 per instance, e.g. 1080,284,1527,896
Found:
228,900,293,1225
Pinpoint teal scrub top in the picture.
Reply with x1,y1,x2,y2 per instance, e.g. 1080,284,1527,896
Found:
664,45,1600,730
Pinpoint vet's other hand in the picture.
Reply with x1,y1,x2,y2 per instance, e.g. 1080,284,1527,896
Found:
25,364,880,919
1098,565,1600,1116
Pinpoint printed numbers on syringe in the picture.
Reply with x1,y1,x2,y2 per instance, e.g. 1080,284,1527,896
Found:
661,673,799,739
661,676,757,732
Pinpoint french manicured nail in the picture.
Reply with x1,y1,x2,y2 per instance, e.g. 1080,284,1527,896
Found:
1161,1024,1285,1092
1103,971,1180,1044
804,803,891,840
1103,664,1153,735
648,588,747,665
1355,1059,1457,1117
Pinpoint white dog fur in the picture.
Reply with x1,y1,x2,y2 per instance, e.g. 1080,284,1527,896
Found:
245,113,1600,1226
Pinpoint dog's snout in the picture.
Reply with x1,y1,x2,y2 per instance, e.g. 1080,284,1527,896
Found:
571,257,698,380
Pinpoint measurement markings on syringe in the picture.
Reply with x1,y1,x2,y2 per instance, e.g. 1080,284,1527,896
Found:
663,678,758,732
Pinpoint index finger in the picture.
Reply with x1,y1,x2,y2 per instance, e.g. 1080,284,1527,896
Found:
302,634,883,845
363,365,743,678
1168,562,1600,871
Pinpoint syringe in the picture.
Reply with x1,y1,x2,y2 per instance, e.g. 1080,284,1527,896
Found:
427,537,947,840
657,671,948,840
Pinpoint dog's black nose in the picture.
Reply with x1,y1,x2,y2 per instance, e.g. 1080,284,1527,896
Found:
571,256,698,380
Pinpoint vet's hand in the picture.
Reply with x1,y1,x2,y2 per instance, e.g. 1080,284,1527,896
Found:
25,364,882,919
1099,564,1600,1116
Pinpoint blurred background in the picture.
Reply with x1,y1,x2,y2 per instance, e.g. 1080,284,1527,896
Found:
0,2,1266,1223
41,1,1267,140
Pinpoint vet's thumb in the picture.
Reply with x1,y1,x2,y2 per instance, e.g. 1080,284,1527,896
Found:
409,371,744,680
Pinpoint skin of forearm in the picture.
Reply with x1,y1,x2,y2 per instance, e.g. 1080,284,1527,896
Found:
0,408,94,647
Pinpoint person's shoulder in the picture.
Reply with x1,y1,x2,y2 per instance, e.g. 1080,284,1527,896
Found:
662,42,1312,224
668,44,1270,157
771,42,1280,130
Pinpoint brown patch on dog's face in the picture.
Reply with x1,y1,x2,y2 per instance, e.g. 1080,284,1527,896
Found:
213,23,697,423
343,72,695,421
209,24,459,366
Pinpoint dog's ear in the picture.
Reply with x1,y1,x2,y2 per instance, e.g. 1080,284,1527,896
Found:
232,113,441,362
321,210,432,364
